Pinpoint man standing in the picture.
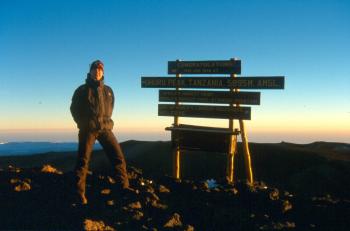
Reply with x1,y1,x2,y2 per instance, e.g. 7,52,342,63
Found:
70,60,131,205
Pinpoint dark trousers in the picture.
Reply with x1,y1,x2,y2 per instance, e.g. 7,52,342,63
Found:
75,129,129,196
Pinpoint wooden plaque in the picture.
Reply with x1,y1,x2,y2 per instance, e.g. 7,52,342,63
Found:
158,104,251,119
142,77,284,89
159,90,260,105
168,60,241,74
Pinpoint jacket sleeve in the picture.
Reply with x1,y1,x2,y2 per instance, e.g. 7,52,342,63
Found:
110,88,115,111
70,86,83,124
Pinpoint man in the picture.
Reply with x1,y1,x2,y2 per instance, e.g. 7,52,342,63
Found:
70,60,131,205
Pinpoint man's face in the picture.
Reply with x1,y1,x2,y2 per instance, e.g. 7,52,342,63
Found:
90,66,104,81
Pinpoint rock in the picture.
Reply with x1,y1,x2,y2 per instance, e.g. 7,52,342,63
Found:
11,179,31,192
184,224,195,231
269,188,279,200
14,182,31,192
146,186,155,193
132,210,144,221
128,201,142,209
199,182,209,190
163,213,183,228
128,169,142,180
8,165,21,173
225,187,239,195
10,178,21,184
159,185,170,193
41,165,62,174
106,200,114,206
151,200,168,210
282,200,293,213
101,189,111,195
260,221,296,230
146,191,160,201
83,219,115,231
107,176,116,184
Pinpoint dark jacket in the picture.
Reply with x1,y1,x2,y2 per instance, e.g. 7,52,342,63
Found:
70,77,115,131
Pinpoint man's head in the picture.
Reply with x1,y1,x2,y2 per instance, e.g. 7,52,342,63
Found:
89,60,104,81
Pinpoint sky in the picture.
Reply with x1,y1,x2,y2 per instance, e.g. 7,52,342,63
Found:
0,0,349,143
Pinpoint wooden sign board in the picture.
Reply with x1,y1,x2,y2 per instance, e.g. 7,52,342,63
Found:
159,90,260,105
171,130,231,152
142,77,284,89
167,124,236,152
158,104,251,119
168,60,241,74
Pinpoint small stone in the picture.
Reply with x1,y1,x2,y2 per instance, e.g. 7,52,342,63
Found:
128,201,142,209
269,189,279,200
106,200,114,206
151,200,168,210
101,189,111,195
147,192,160,201
132,210,144,221
163,213,182,228
107,176,116,184
159,185,170,193
8,165,21,173
282,200,293,213
14,182,31,192
41,165,63,174
184,224,195,231
83,219,115,231
229,188,239,195
286,222,296,228
146,186,155,193
10,178,20,184
98,175,105,180
199,182,209,190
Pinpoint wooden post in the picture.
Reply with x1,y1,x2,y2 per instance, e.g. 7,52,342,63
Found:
226,66,236,183
173,60,181,179
239,120,254,185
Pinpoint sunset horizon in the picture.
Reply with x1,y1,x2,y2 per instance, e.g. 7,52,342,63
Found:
1,0,349,144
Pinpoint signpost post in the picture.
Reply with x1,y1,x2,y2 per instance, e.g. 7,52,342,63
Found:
141,58,285,184
173,61,181,179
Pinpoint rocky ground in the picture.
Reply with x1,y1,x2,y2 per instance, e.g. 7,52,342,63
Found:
0,165,349,231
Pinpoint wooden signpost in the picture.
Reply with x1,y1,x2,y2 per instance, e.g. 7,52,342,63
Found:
141,58,285,185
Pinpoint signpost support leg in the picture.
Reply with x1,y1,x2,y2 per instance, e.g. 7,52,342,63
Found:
226,66,237,183
173,146,180,179
173,68,181,180
239,119,254,185
226,133,237,183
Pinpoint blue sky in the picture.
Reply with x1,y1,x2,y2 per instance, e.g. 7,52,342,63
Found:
0,0,349,143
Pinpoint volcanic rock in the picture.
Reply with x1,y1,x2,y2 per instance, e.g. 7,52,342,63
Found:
163,213,183,228
41,164,63,174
